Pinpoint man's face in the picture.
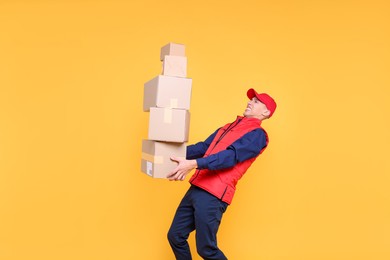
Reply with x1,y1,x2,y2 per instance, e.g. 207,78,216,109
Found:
243,97,269,119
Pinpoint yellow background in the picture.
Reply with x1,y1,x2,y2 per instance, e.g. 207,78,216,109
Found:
1,0,389,259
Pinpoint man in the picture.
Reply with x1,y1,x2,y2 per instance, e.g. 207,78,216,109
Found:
167,88,277,260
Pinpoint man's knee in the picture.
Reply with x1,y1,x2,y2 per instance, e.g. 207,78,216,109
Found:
167,229,176,244
167,229,184,246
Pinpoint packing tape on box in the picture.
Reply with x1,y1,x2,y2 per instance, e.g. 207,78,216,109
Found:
142,153,163,164
170,98,178,108
164,108,173,123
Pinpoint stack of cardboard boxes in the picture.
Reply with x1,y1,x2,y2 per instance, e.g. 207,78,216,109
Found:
141,43,192,178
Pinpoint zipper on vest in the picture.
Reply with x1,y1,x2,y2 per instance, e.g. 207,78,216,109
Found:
191,118,242,182
220,186,228,200
211,118,242,152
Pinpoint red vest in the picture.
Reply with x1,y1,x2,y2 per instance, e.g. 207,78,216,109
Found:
189,116,269,204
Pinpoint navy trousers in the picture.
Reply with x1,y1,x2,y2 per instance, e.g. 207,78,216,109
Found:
167,185,229,260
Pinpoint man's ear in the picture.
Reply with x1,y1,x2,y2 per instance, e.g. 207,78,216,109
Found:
262,109,271,117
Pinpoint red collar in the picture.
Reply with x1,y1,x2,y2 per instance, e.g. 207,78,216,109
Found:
236,115,262,126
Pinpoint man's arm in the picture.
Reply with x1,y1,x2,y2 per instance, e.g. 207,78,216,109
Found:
167,129,219,181
186,128,219,159
166,129,218,181
167,128,267,181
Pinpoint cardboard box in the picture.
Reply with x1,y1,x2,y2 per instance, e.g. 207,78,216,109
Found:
160,43,185,61
143,75,192,112
141,139,187,178
148,107,190,142
162,55,187,78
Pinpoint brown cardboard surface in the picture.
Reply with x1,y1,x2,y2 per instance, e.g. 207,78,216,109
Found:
162,55,187,78
160,42,185,61
141,139,187,178
143,75,192,112
148,107,190,142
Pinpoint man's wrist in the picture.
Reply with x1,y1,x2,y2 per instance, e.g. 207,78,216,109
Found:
195,158,206,169
192,159,198,169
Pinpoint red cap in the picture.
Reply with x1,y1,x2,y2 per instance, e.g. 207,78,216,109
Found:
247,88,277,117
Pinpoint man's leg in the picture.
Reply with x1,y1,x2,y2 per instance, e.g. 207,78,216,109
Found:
168,186,196,260
192,187,229,260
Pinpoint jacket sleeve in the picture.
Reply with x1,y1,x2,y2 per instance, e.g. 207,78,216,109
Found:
196,128,267,170
186,128,219,160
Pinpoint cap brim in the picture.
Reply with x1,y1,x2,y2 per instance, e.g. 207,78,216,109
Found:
247,88,257,99
247,88,265,103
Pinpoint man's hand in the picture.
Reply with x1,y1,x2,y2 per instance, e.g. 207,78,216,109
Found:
167,157,198,181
